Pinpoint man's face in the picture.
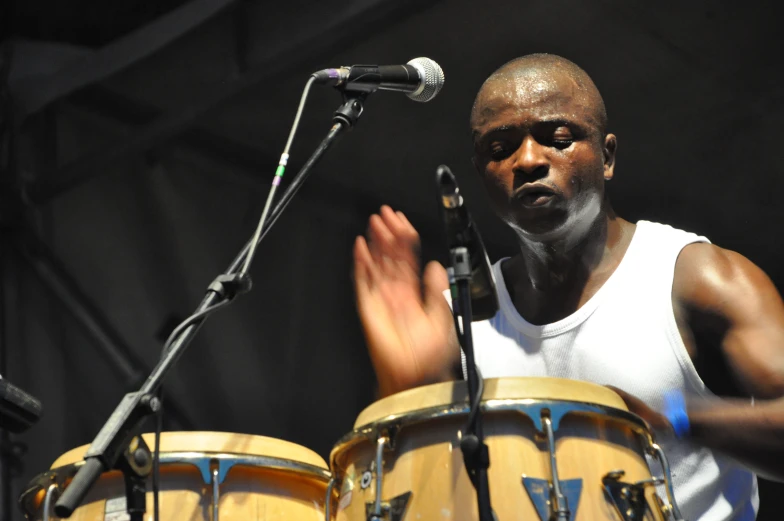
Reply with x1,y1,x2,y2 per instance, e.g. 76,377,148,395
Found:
471,71,614,240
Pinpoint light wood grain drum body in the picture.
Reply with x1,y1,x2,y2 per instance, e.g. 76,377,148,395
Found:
330,378,681,521
20,432,332,521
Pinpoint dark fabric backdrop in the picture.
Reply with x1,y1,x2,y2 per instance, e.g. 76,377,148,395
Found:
3,1,784,519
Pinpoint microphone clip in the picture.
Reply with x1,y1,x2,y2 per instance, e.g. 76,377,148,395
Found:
333,90,368,129
450,246,473,282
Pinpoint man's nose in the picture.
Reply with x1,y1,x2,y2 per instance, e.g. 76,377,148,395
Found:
511,135,549,178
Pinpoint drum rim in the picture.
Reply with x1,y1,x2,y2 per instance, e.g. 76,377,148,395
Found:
329,397,652,475
353,378,629,429
18,451,331,517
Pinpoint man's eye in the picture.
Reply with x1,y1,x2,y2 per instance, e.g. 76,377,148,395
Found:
551,138,573,150
551,127,574,148
489,143,512,160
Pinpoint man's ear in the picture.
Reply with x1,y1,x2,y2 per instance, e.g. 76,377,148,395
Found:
603,133,617,181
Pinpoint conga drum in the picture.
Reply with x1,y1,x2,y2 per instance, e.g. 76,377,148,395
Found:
330,378,683,521
20,431,334,521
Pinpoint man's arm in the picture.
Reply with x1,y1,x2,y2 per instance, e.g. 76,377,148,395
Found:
673,242,784,481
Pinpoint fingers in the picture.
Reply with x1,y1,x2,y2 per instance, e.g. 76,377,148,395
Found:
354,207,427,312
380,206,419,248
353,236,376,294
366,206,420,273
353,234,418,298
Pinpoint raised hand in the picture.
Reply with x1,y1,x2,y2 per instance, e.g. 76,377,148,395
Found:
353,206,459,397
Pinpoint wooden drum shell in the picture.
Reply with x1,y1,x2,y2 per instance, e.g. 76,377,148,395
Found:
20,432,332,521
331,378,667,521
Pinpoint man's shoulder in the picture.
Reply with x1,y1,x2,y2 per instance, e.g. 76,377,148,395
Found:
673,242,774,313
635,219,707,242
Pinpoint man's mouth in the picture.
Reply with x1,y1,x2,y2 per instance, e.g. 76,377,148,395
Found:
513,184,557,207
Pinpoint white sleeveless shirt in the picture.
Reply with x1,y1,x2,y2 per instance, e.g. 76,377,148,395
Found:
465,220,758,521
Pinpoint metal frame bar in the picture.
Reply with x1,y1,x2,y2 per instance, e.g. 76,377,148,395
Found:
11,0,238,124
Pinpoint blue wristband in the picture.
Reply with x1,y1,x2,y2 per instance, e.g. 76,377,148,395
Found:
663,391,690,438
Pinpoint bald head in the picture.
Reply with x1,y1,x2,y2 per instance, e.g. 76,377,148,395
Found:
471,54,608,137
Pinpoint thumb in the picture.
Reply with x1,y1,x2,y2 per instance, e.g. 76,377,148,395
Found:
422,261,450,310
422,261,457,337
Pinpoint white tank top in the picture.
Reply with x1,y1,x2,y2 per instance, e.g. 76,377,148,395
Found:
465,220,759,521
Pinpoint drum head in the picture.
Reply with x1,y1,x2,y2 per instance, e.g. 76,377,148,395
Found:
353,377,628,429
51,431,328,470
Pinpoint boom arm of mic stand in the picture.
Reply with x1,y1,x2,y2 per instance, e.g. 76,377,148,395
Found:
54,93,366,518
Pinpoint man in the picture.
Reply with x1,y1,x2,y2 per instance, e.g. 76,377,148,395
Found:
352,54,784,521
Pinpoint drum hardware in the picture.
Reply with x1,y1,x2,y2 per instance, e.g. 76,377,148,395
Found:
602,470,664,521
646,443,685,521
521,476,583,521
332,399,657,467
360,470,373,489
325,479,336,521
21,451,332,510
520,409,583,521
162,451,333,521
41,484,58,521
364,492,412,521
210,465,220,521
543,414,573,521
366,436,388,521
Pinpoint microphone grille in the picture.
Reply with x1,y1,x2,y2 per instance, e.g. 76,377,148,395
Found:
406,57,445,103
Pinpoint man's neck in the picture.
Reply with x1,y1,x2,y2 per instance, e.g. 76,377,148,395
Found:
504,208,634,324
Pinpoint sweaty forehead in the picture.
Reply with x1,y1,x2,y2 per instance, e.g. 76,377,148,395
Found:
471,70,600,131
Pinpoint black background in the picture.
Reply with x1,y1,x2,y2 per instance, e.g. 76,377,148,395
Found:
2,1,784,519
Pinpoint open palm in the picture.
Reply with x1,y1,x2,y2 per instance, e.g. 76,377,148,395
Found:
353,206,459,397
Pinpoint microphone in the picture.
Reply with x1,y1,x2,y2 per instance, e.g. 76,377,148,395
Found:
311,57,445,102
436,165,499,321
0,376,43,433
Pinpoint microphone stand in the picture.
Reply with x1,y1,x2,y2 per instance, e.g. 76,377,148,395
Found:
54,91,369,518
437,166,494,521
451,247,493,521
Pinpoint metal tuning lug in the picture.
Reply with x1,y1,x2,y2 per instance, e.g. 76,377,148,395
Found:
366,436,387,521
42,483,60,521
602,470,656,521
325,478,336,521
364,492,412,521
647,442,686,521
210,461,221,521
521,410,583,521
522,476,582,521
541,413,582,521
363,435,410,521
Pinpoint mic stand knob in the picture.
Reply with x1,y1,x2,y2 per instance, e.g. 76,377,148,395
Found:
116,436,153,521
